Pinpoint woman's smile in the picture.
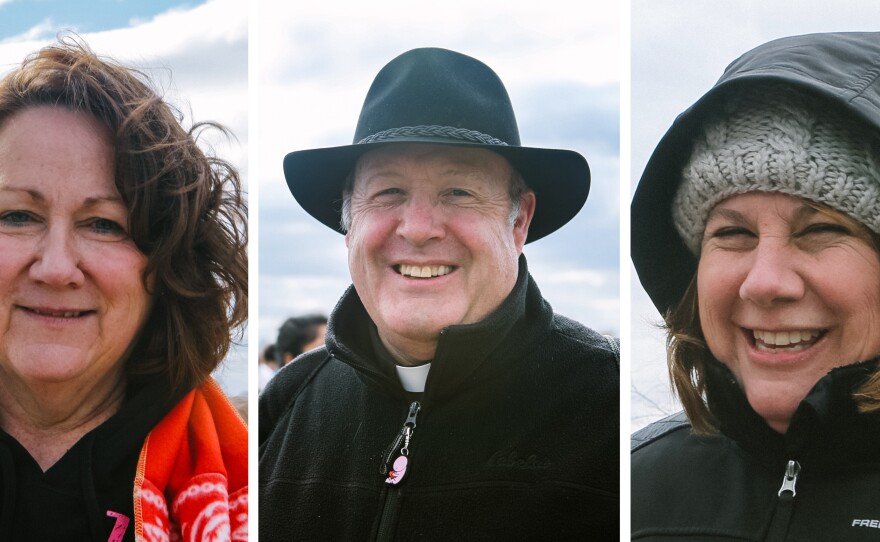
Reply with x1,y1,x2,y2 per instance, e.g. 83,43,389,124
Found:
698,192,880,432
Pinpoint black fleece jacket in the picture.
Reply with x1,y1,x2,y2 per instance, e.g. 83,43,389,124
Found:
631,359,880,541
260,257,620,541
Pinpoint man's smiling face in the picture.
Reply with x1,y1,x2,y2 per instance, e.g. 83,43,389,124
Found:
346,144,534,364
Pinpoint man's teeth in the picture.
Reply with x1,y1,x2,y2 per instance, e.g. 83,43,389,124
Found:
753,329,820,350
398,264,453,278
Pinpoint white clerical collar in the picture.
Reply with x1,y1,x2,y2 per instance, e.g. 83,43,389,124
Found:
395,363,432,393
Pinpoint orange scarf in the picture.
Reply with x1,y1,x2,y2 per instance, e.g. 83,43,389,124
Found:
133,378,248,541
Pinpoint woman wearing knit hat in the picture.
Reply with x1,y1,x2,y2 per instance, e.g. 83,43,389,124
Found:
631,32,880,540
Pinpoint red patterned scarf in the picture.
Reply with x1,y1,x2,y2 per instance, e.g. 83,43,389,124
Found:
133,378,248,541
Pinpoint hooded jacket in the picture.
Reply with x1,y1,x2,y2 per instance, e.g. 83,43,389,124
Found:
630,31,880,542
631,31,880,315
631,359,880,541
259,256,619,541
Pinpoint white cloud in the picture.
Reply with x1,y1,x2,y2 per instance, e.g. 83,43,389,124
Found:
0,17,61,44
0,0,247,144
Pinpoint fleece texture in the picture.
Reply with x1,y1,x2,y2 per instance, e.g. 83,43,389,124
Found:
260,256,619,541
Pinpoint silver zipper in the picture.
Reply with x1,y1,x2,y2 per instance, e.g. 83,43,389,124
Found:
777,459,801,497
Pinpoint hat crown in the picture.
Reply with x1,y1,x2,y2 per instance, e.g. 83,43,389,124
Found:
354,47,521,146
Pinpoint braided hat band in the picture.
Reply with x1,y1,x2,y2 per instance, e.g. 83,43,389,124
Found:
357,125,510,146
672,84,880,254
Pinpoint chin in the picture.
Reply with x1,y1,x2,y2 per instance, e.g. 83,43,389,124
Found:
745,386,804,432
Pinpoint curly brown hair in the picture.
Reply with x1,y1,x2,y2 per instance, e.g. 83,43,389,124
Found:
0,38,247,397
666,202,880,433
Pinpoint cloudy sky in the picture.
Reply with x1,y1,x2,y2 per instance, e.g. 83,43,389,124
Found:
5,0,875,438
257,1,621,353
630,0,879,430
0,0,248,395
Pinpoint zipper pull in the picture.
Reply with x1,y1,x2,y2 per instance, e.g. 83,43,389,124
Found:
777,460,801,497
382,401,421,485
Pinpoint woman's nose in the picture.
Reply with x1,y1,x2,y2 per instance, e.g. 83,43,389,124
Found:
28,227,86,287
738,241,804,306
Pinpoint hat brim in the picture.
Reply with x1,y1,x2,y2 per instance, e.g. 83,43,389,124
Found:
284,140,590,244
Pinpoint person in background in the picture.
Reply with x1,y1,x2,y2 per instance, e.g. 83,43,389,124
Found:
0,39,248,541
259,315,327,392
259,343,279,392
260,47,618,540
631,32,880,540
274,314,328,366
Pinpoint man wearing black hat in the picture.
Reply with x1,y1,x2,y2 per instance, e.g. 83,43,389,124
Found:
259,47,619,540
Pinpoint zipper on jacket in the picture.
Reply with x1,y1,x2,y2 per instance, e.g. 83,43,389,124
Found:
380,401,421,484
373,401,421,542
765,460,800,540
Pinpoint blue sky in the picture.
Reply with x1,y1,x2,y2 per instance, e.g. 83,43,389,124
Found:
0,0,189,41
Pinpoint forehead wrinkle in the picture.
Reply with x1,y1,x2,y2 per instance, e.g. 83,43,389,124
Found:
706,206,746,225
708,197,822,225
0,185,122,207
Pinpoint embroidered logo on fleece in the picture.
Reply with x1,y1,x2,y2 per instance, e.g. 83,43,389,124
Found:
106,510,130,542
486,450,552,470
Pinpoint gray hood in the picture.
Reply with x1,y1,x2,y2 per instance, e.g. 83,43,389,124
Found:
631,31,880,314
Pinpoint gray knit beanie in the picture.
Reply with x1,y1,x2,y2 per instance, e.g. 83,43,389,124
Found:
672,84,880,253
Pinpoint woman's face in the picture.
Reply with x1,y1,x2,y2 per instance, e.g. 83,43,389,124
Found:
698,192,880,433
0,107,151,390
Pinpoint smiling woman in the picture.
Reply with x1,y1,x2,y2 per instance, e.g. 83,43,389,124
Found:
0,39,247,541
0,107,151,393
631,32,880,541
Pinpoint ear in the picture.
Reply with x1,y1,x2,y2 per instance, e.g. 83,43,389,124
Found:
345,231,351,248
512,191,536,253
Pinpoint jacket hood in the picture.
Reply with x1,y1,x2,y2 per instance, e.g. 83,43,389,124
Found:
632,31,880,314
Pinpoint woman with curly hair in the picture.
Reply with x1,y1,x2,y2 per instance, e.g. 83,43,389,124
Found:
0,39,247,540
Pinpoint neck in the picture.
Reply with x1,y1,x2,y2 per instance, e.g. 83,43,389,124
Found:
380,334,436,367
0,366,126,471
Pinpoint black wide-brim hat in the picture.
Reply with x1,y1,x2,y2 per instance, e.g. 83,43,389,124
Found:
632,32,880,315
283,47,590,244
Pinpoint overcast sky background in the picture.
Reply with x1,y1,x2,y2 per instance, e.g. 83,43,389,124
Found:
630,0,879,431
257,2,621,355
5,0,875,440
0,0,248,396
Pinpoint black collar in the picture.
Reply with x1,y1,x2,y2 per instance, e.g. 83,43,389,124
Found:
706,357,880,469
324,254,553,402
